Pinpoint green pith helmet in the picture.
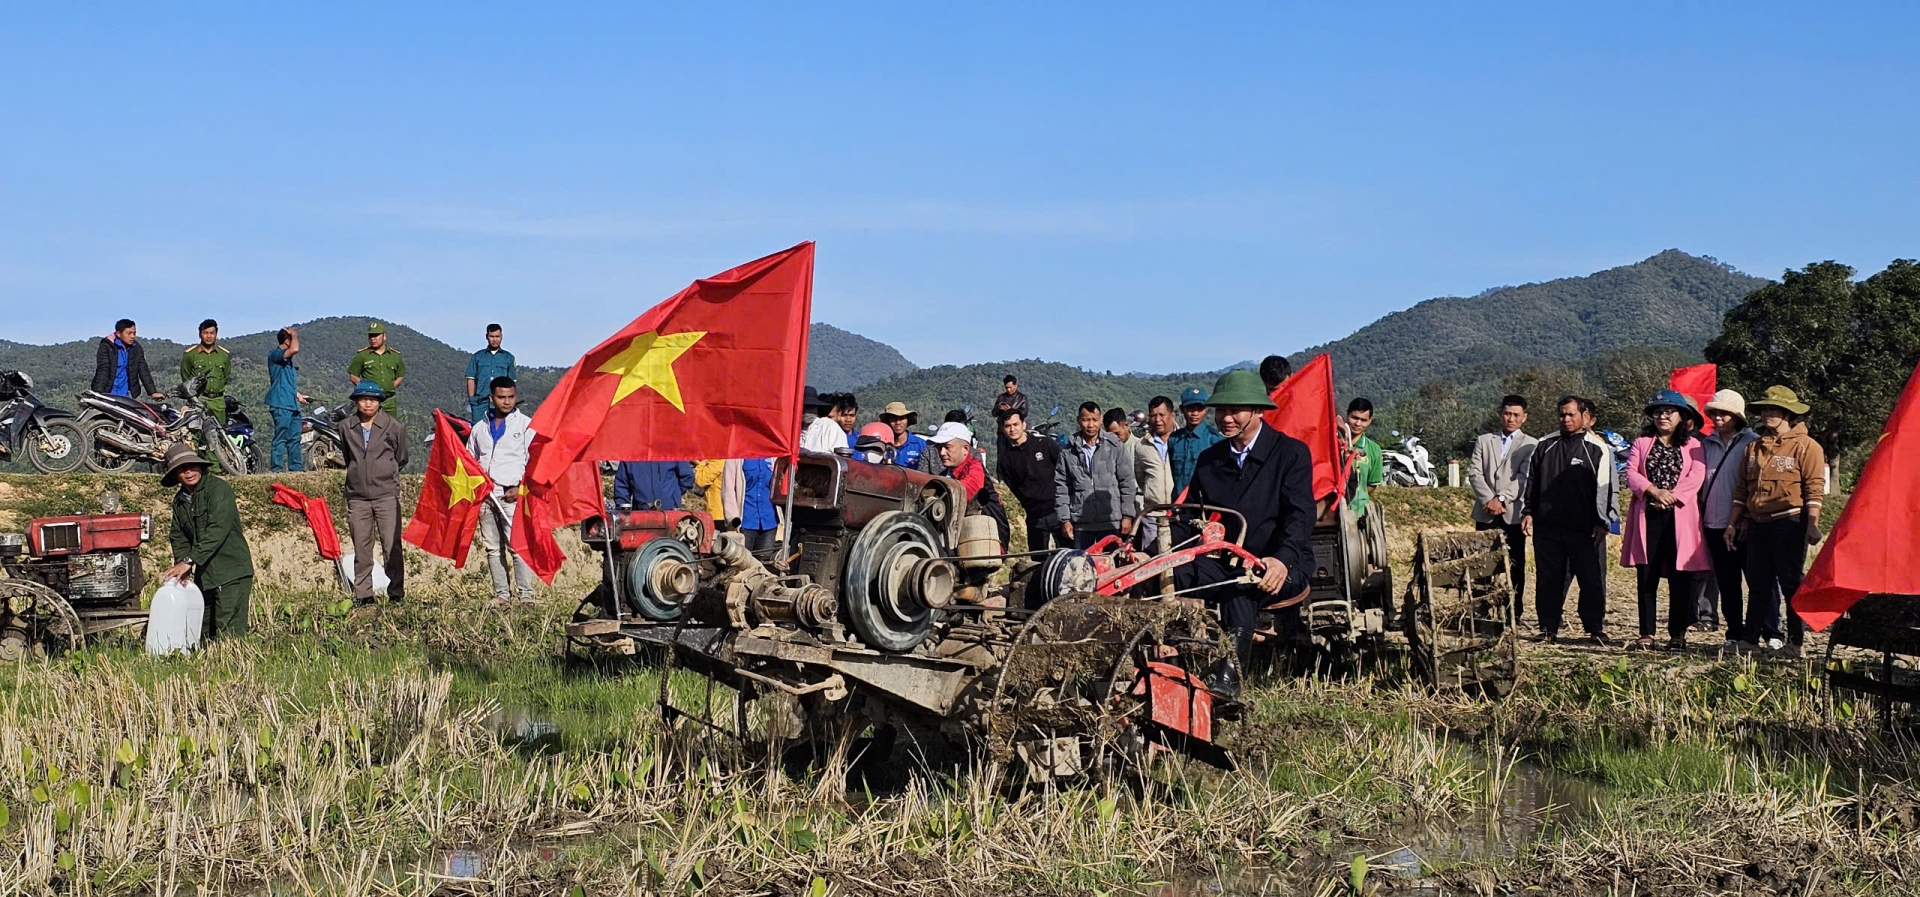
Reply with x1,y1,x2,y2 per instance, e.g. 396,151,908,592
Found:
1205,369,1277,410
1749,385,1810,416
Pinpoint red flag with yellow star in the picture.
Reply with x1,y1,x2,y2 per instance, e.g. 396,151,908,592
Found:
525,242,815,489
404,410,494,567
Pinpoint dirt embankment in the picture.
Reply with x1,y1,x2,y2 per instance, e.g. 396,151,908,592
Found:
0,472,601,597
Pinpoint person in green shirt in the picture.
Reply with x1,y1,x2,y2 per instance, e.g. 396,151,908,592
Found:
346,321,407,415
1345,397,1386,520
180,318,233,425
160,442,254,640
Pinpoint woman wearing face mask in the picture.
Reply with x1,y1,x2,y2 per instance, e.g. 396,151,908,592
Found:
1620,390,1710,650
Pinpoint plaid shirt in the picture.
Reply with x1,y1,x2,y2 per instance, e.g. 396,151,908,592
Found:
1167,421,1223,498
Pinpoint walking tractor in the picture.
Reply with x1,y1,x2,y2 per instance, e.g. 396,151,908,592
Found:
567,451,1520,781
0,508,153,660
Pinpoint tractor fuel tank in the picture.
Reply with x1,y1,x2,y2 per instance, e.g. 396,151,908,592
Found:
28,513,151,556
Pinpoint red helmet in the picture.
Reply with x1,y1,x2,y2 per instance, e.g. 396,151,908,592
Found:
858,421,894,443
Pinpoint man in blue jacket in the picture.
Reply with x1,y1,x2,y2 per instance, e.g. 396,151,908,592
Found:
613,461,696,510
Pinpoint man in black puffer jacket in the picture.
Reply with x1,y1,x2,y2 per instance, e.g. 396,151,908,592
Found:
90,318,164,399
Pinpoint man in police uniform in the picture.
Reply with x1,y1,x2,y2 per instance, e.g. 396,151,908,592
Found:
1181,369,1315,693
180,319,233,425
347,321,407,416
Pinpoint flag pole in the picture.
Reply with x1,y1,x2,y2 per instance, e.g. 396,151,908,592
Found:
778,456,797,570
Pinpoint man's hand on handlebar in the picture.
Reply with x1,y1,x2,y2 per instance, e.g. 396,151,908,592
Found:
1255,557,1289,595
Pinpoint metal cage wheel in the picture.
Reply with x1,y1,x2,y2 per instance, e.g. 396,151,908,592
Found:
0,579,84,659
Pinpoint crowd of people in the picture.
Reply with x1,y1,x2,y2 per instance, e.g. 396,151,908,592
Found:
90,318,1829,659
1472,387,1826,653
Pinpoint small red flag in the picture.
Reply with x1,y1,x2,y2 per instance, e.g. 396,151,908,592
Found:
1795,363,1920,631
510,436,604,584
525,242,815,488
270,483,341,561
1265,354,1343,501
403,410,494,567
1670,363,1717,414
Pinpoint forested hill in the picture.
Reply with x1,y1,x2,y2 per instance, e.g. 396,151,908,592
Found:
1292,250,1770,401
804,323,917,393
0,319,916,429
855,360,1215,433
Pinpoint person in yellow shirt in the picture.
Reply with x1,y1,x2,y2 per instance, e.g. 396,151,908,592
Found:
694,459,726,521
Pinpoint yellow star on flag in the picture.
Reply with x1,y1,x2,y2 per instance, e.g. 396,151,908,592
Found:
595,330,707,411
443,458,489,508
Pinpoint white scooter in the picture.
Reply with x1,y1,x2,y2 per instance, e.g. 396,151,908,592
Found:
1381,431,1439,488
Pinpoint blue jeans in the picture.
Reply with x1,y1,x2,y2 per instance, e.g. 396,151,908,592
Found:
270,408,303,472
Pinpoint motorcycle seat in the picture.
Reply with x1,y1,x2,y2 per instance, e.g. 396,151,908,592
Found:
82,390,167,422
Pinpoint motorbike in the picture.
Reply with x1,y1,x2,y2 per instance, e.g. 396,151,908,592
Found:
1381,431,1439,488
221,396,267,474
77,375,246,476
300,402,350,471
0,371,87,473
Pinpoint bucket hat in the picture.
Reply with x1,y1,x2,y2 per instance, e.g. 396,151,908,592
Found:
1704,389,1746,423
1179,386,1209,409
878,401,918,424
1203,370,1276,410
350,380,386,400
1748,385,1810,416
1644,389,1703,428
160,442,211,487
927,422,974,445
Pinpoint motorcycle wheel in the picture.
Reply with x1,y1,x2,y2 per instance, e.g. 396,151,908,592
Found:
1385,468,1416,488
82,420,143,474
205,429,247,477
244,437,267,475
24,421,87,474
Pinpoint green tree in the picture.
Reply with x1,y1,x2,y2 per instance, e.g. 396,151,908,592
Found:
1705,260,1920,462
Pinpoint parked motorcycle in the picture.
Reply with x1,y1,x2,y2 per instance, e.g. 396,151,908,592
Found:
1381,431,1439,488
78,375,246,476
221,396,267,474
300,402,350,471
0,371,87,473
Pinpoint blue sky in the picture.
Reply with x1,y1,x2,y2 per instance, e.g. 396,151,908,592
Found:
3,3,1915,372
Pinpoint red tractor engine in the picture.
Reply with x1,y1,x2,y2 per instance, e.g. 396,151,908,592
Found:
0,512,152,659
578,509,716,622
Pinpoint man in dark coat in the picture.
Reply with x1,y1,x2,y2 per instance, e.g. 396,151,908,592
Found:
1182,370,1315,691
160,443,254,639
90,318,164,399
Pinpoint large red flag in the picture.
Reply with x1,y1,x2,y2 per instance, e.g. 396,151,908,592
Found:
1670,363,1717,414
270,483,341,561
525,242,814,488
1795,363,1920,631
510,436,605,583
1265,354,1342,501
403,410,494,567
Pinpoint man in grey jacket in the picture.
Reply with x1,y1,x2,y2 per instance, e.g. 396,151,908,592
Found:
1056,402,1135,550
340,380,410,604
1469,394,1538,620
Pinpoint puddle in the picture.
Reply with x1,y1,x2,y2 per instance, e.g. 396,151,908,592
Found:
1125,756,1609,895
489,705,564,751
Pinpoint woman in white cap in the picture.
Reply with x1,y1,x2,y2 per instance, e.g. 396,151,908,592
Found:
1698,390,1757,648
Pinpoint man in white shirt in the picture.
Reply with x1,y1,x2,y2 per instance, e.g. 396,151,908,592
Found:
1469,394,1539,621
467,376,538,604
801,387,855,454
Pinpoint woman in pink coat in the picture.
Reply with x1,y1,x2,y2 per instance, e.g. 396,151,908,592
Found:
1621,389,1711,649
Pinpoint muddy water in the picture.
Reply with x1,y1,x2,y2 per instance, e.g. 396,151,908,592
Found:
1125,758,1609,895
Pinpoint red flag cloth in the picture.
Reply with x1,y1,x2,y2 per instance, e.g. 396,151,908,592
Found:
270,483,341,560
510,436,605,583
1795,363,1920,631
403,410,494,567
525,242,815,488
1669,364,1717,414
1264,354,1343,501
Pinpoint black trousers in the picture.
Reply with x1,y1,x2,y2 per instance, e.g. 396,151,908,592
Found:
1636,567,1693,639
1534,528,1607,637
1022,509,1064,553
1743,517,1808,644
1181,554,1307,665
1475,519,1528,620
1705,527,1747,641
1073,527,1118,551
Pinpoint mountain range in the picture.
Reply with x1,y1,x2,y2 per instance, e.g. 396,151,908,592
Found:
0,250,1771,450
